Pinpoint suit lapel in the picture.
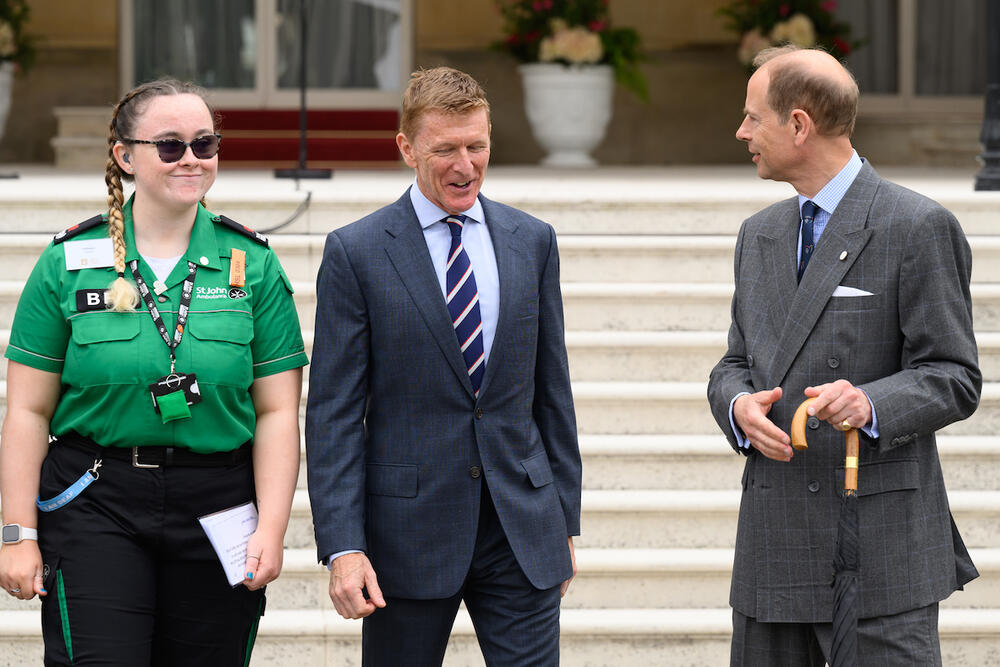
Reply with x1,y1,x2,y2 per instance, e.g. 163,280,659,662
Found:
769,164,880,385
383,190,476,395
476,196,522,398
756,200,800,337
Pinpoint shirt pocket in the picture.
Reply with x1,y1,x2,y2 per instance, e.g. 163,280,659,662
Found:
65,313,141,386
186,310,254,387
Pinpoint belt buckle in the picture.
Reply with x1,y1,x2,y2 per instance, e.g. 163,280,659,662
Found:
131,447,160,469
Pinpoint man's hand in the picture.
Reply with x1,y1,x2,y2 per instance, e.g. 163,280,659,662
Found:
734,387,793,461
560,537,576,597
804,380,872,430
329,552,386,619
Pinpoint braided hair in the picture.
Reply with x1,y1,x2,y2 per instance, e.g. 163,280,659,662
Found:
104,79,213,311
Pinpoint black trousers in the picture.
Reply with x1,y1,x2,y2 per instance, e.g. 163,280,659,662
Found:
361,482,562,667
37,442,265,667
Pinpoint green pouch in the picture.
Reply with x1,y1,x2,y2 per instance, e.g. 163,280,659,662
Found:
156,390,191,423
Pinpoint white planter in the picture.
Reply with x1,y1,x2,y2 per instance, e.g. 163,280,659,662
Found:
0,62,13,142
519,63,614,168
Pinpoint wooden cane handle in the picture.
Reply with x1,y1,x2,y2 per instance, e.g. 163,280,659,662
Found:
792,398,860,492
790,397,815,450
844,429,859,493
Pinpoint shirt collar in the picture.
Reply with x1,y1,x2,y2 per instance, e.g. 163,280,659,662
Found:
798,150,863,216
409,179,486,230
123,195,222,271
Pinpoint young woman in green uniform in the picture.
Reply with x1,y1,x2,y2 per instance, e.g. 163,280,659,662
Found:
0,79,307,665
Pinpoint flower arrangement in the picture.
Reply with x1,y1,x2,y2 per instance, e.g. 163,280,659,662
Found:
718,0,855,67
0,0,35,72
494,0,647,101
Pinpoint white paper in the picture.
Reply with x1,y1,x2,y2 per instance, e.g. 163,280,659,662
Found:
64,238,115,271
198,502,259,587
831,285,875,297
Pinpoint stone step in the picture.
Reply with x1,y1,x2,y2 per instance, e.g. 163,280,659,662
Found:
570,381,1000,436
566,329,1000,383
246,546,1000,613
3,281,1000,334
3,166,1000,237
576,434,1000,492
4,545,995,615
10,425,992,498
5,328,1000,385
3,233,999,285
284,488,1000,551
1,380,999,441
3,606,1000,666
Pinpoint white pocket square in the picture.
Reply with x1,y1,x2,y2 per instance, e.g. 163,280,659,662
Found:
832,285,874,297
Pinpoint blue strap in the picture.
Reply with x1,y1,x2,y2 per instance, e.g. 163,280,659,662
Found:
36,470,98,513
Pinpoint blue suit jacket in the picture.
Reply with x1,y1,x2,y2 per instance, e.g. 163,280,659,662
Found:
305,190,582,598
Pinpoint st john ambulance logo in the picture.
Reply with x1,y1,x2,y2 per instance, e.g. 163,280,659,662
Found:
229,288,247,299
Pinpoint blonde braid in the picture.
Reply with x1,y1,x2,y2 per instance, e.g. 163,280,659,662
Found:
104,103,140,311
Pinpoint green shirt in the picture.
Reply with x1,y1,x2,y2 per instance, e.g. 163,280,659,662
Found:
5,200,308,453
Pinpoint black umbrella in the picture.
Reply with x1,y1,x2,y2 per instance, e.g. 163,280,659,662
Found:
792,399,860,667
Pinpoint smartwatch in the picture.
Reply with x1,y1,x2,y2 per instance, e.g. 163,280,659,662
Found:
1,524,38,545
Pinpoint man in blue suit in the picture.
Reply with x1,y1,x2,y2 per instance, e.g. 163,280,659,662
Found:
305,67,582,666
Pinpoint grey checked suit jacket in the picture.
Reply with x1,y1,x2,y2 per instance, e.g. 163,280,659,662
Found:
305,190,582,598
707,162,981,623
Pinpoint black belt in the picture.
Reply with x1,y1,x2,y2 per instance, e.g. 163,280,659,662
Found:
54,433,253,468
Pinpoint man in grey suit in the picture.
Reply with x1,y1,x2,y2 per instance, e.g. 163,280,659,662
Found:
708,46,981,665
305,67,581,666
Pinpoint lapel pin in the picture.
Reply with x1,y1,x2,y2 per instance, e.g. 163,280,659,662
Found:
153,280,168,296
839,250,848,261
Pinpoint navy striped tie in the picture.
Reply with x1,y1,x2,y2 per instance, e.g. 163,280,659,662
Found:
798,200,820,282
444,215,485,395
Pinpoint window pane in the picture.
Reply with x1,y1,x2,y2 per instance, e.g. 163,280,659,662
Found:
835,0,899,94
276,0,402,90
133,0,256,88
916,0,986,95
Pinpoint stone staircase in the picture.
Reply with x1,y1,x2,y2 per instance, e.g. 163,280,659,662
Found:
1,166,999,666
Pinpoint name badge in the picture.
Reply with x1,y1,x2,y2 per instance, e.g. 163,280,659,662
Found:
64,238,115,271
76,289,109,312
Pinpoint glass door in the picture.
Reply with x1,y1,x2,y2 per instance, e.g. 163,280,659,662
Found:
120,0,412,108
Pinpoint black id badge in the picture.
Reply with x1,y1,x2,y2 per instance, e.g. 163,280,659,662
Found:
148,372,202,423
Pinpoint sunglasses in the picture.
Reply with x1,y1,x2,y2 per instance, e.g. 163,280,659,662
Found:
122,133,222,163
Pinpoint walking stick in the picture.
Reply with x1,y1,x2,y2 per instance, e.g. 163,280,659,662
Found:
791,397,860,667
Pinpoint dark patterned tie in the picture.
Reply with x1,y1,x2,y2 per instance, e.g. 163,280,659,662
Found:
798,200,820,282
444,215,485,396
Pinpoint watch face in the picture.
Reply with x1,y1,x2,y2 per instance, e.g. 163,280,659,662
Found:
1,525,18,543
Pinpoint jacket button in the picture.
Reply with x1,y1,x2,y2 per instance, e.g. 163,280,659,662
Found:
808,480,820,493
475,408,484,419
807,416,820,430
747,354,754,368
827,357,840,369
469,466,482,479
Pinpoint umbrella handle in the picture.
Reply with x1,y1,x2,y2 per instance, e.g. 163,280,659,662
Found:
790,397,860,493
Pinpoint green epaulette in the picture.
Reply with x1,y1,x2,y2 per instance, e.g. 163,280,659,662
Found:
53,214,107,244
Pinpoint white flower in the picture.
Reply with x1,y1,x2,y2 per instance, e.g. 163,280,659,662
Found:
771,13,817,48
738,28,772,66
0,21,16,58
539,23,604,65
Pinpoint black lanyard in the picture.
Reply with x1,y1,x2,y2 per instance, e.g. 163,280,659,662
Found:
129,259,197,374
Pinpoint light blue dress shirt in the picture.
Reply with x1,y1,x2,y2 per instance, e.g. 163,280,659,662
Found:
729,150,879,449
